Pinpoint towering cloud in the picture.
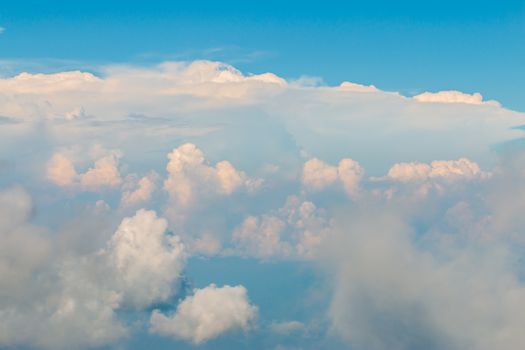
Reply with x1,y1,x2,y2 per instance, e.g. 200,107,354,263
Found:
164,143,261,211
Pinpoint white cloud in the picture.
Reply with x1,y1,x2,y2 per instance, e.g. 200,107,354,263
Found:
79,154,122,190
3,59,525,349
302,158,364,197
233,215,290,258
0,198,185,349
0,186,126,349
337,81,379,92
383,158,486,183
102,209,186,309
371,158,490,200
413,90,500,106
47,153,78,186
120,172,158,208
0,27,5,34
164,143,261,214
301,158,338,191
232,195,331,259
150,284,257,344
47,151,122,191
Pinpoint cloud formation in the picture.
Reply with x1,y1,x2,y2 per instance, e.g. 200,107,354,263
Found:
326,208,525,350
150,284,257,344
0,200,186,349
164,143,261,217
2,59,525,349
302,158,364,198
47,151,122,191
413,90,500,106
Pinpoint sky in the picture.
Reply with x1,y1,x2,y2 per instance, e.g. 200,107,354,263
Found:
1,2,525,350
1,0,524,110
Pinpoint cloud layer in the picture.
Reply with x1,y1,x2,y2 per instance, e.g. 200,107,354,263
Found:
2,60,525,349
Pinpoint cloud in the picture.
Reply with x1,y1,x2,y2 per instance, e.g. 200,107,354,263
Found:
382,158,487,183
164,143,261,216
325,207,525,350
79,154,122,190
102,209,186,309
3,59,525,349
413,90,500,106
150,284,257,344
0,186,126,349
233,215,290,258
337,81,379,92
0,199,186,349
120,172,159,208
0,27,4,34
270,320,305,334
47,153,78,186
302,158,364,197
47,151,122,191
370,158,490,199
232,195,331,259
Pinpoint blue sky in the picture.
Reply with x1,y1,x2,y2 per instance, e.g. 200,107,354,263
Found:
1,0,524,111
2,2,525,350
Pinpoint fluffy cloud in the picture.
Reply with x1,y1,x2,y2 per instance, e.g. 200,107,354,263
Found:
102,209,186,309
0,198,186,349
337,81,379,92
164,143,261,212
232,195,331,259
3,59,525,349
120,172,158,207
371,158,490,199
0,186,126,349
302,158,364,197
150,284,257,344
413,90,500,106
383,158,487,183
79,155,122,190
46,153,78,186
47,151,122,191
233,215,290,258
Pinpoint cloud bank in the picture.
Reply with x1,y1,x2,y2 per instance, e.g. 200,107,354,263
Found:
2,60,525,349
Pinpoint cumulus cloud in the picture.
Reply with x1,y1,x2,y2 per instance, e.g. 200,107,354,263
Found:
0,186,125,349
3,59,525,349
102,209,186,309
120,172,159,207
79,154,122,190
337,81,379,92
413,90,500,106
164,143,261,213
47,153,78,186
150,284,257,344
0,198,186,349
47,151,122,191
371,158,490,199
302,158,364,197
233,215,290,258
232,195,331,259
383,158,487,183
